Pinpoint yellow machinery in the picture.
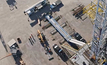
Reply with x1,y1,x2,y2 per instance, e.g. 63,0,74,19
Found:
37,30,45,43
83,0,103,23
98,58,106,65
37,30,47,47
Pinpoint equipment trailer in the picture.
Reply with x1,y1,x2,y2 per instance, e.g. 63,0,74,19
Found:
7,39,25,65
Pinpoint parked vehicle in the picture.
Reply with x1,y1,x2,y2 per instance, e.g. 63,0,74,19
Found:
7,39,25,65
53,44,68,62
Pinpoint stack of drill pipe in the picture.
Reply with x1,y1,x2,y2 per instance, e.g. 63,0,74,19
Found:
42,23,51,30
42,15,62,30
59,39,65,44
50,29,57,35
54,15,62,21
73,5,84,16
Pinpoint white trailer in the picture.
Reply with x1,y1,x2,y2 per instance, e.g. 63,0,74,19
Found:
24,0,49,16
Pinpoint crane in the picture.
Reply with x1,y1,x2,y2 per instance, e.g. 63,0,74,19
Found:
0,53,12,60
0,35,25,65
0,53,25,65
37,30,46,44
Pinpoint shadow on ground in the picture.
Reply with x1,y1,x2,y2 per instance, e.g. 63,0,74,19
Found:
0,31,8,52
54,49,68,62
28,3,64,27
28,5,50,27
60,51,69,62
68,41,79,50
6,0,17,10
52,3,64,12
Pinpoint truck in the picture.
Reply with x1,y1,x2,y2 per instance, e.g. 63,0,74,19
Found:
7,39,25,65
50,0,62,10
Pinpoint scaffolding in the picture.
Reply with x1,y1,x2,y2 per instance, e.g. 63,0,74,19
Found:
91,0,107,64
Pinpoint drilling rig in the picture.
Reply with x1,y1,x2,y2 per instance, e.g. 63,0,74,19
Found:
91,0,107,64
